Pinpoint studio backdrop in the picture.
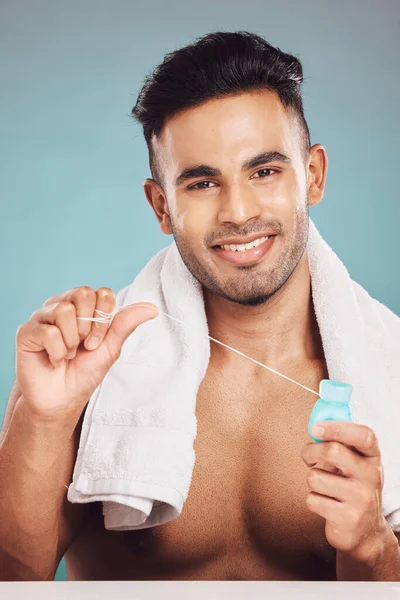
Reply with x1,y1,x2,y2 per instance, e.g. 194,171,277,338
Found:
0,0,399,581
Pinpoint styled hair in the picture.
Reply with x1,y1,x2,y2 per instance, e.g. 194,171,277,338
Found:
132,30,311,187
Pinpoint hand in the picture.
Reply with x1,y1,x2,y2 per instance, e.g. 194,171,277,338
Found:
301,420,388,561
15,286,159,423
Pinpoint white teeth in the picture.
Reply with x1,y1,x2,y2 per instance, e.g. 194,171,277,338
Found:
221,236,268,252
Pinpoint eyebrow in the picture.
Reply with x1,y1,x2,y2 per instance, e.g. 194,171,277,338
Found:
174,151,291,187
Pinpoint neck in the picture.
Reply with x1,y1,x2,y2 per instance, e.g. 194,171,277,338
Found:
203,250,324,367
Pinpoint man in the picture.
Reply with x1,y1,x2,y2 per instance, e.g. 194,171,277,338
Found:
1,30,399,581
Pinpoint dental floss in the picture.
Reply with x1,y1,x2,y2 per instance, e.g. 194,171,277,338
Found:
77,305,354,438
77,306,319,396
308,379,353,442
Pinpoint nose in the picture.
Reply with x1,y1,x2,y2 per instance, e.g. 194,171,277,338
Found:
216,183,262,227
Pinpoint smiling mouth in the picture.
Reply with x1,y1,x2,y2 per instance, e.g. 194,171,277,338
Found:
212,234,277,266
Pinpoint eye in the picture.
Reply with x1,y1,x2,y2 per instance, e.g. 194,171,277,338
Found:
187,180,217,191
251,168,278,179
187,168,278,190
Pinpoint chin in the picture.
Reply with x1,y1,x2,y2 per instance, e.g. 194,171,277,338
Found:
235,294,274,307
211,286,276,307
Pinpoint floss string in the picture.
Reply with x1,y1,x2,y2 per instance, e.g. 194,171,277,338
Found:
77,305,319,397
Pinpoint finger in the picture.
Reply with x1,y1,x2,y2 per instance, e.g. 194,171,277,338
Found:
102,303,159,362
306,491,342,526
43,287,97,341
17,321,68,368
307,467,355,502
84,287,116,351
302,441,365,478
30,302,80,359
319,463,342,475
311,421,381,458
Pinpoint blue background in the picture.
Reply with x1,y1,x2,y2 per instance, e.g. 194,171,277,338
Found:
1,0,399,581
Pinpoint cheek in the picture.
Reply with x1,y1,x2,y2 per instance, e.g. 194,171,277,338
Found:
174,198,215,234
271,173,305,212
262,181,297,214
168,196,190,230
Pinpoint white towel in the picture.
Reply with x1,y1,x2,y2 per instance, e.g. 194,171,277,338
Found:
67,218,400,532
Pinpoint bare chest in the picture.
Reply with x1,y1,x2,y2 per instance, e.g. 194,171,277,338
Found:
67,356,335,580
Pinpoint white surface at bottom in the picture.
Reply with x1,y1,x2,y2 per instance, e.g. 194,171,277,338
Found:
0,581,400,599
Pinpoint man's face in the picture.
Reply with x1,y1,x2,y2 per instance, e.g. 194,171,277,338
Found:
149,91,314,307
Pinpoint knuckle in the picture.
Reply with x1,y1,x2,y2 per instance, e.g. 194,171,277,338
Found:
55,301,75,317
307,469,318,487
15,322,29,344
327,441,341,459
96,287,115,302
364,427,377,450
28,308,40,321
72,286,95,302
42,294,58,307
43,324,61,342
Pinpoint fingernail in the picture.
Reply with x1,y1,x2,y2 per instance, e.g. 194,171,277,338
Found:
312,424,325,437
66,350,76,359
55,359,66,368
85,336,100,350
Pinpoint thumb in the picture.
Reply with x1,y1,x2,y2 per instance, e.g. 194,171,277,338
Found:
103,302,159,359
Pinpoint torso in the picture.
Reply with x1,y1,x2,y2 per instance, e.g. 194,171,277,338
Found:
65,351,335,580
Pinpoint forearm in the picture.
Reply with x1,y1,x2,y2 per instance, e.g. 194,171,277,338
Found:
0,398,76,581
336,523,400,581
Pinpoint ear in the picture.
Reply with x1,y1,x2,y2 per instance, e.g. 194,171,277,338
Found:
306,144,328,207
143,179,173,235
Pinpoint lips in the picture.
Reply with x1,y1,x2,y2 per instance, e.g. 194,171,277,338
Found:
212,234,276,266
212,231,276,247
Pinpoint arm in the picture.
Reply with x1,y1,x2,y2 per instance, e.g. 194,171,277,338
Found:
0,286,158,581
335,526,400,581
0,379,20,444
0,387,89,581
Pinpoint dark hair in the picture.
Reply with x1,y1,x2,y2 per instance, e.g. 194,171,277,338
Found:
132,30,311,187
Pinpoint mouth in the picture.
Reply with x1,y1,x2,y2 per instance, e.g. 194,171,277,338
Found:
211,234,277,266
